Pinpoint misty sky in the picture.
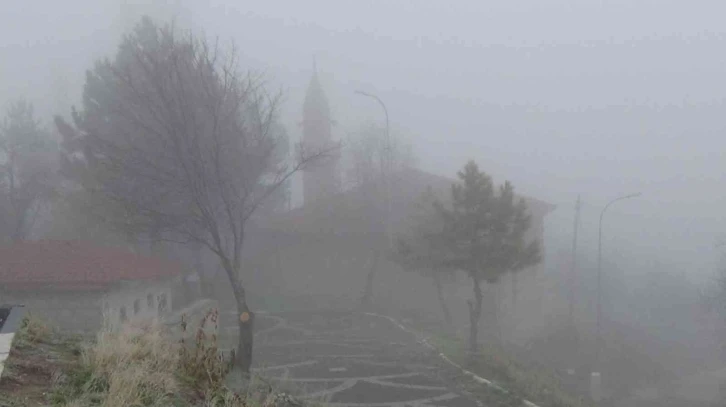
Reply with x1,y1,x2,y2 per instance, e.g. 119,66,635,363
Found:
2,0,726,279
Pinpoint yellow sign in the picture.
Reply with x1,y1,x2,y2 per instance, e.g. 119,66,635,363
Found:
240,312,250,323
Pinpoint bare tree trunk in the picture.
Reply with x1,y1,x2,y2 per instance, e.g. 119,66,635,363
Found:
468,277,483,355
360,254,379,309
494,282,503,345
432,271,452,327
193,247,206,299
220,256,254,374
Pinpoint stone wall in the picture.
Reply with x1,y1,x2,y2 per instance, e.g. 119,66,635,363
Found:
0,290,103,332
162,298,219,343
103,279,175,331
0,278,179,333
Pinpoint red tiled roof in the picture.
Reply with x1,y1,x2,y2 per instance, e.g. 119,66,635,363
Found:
0,240,183,291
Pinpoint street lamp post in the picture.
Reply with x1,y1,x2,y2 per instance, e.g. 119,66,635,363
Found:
593,192,641,400
355,90,393,249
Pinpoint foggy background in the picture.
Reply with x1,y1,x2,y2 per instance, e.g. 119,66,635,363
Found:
4,0,726,286
5,0,726,404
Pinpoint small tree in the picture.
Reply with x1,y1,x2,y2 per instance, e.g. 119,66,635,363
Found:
392,187,455,327
0,100,58,243
434,161,541,353
55,17,327,373
344,121,416,307
343,121,416,190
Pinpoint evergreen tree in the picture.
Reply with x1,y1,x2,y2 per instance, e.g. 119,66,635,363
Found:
0,100,58,243
434,161,540,353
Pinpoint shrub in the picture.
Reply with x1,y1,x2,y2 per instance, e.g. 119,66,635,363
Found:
49,308,297,406
178,308,236,402
54,320,181,406
17,313,52,344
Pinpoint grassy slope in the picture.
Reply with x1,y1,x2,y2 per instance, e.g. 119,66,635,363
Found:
385,306,595,407
0,313,303,407
431,335,596,407
0,316,82,406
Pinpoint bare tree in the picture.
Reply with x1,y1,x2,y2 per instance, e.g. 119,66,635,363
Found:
343,121,417,307
55,17,327,373
343,121,416,190
0,100,58,243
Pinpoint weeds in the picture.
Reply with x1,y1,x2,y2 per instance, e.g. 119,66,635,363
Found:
51,309,239,406
3,309,303,407
178,308,237,403
17,312,52,345
52,320,181,406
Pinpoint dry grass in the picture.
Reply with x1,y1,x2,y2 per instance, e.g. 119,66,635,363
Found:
177,308,235,399
18,312,53,344
1,310,308,407
0,314,81,407
52,319,183,406
52,309,304,407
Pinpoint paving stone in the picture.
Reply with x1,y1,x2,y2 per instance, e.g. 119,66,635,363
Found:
219,311,484,407
384,374,447,387
329,380,446,404
289,360,410,379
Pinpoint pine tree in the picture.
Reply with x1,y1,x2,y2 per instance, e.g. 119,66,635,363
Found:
434,160,540,353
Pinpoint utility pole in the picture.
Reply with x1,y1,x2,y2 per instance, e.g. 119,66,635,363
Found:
592,192,641,403
569,195,581,327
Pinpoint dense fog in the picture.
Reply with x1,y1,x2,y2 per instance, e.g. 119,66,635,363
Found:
3,1,726,406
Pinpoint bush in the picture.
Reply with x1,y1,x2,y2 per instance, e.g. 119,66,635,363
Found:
53,309,252,406
17,313,52,344
53,320,180,406
178,308,236,402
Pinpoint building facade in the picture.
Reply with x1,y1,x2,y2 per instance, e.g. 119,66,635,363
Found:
0,240,183,332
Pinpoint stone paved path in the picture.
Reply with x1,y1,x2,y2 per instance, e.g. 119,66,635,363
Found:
221,311,480,407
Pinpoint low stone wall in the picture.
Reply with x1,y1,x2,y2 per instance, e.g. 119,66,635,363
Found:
162,298,219,343
0,291,102,333
103,280,174,332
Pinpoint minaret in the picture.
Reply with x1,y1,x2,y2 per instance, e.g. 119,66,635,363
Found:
302,60,339,205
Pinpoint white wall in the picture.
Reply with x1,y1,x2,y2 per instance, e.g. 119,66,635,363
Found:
0,290,103,332
102,280,173,330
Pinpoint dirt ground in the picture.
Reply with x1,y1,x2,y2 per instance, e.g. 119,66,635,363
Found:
0,331,82,407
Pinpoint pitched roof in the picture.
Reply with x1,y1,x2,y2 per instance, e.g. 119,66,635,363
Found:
263,167,556,239
0,240,183,291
